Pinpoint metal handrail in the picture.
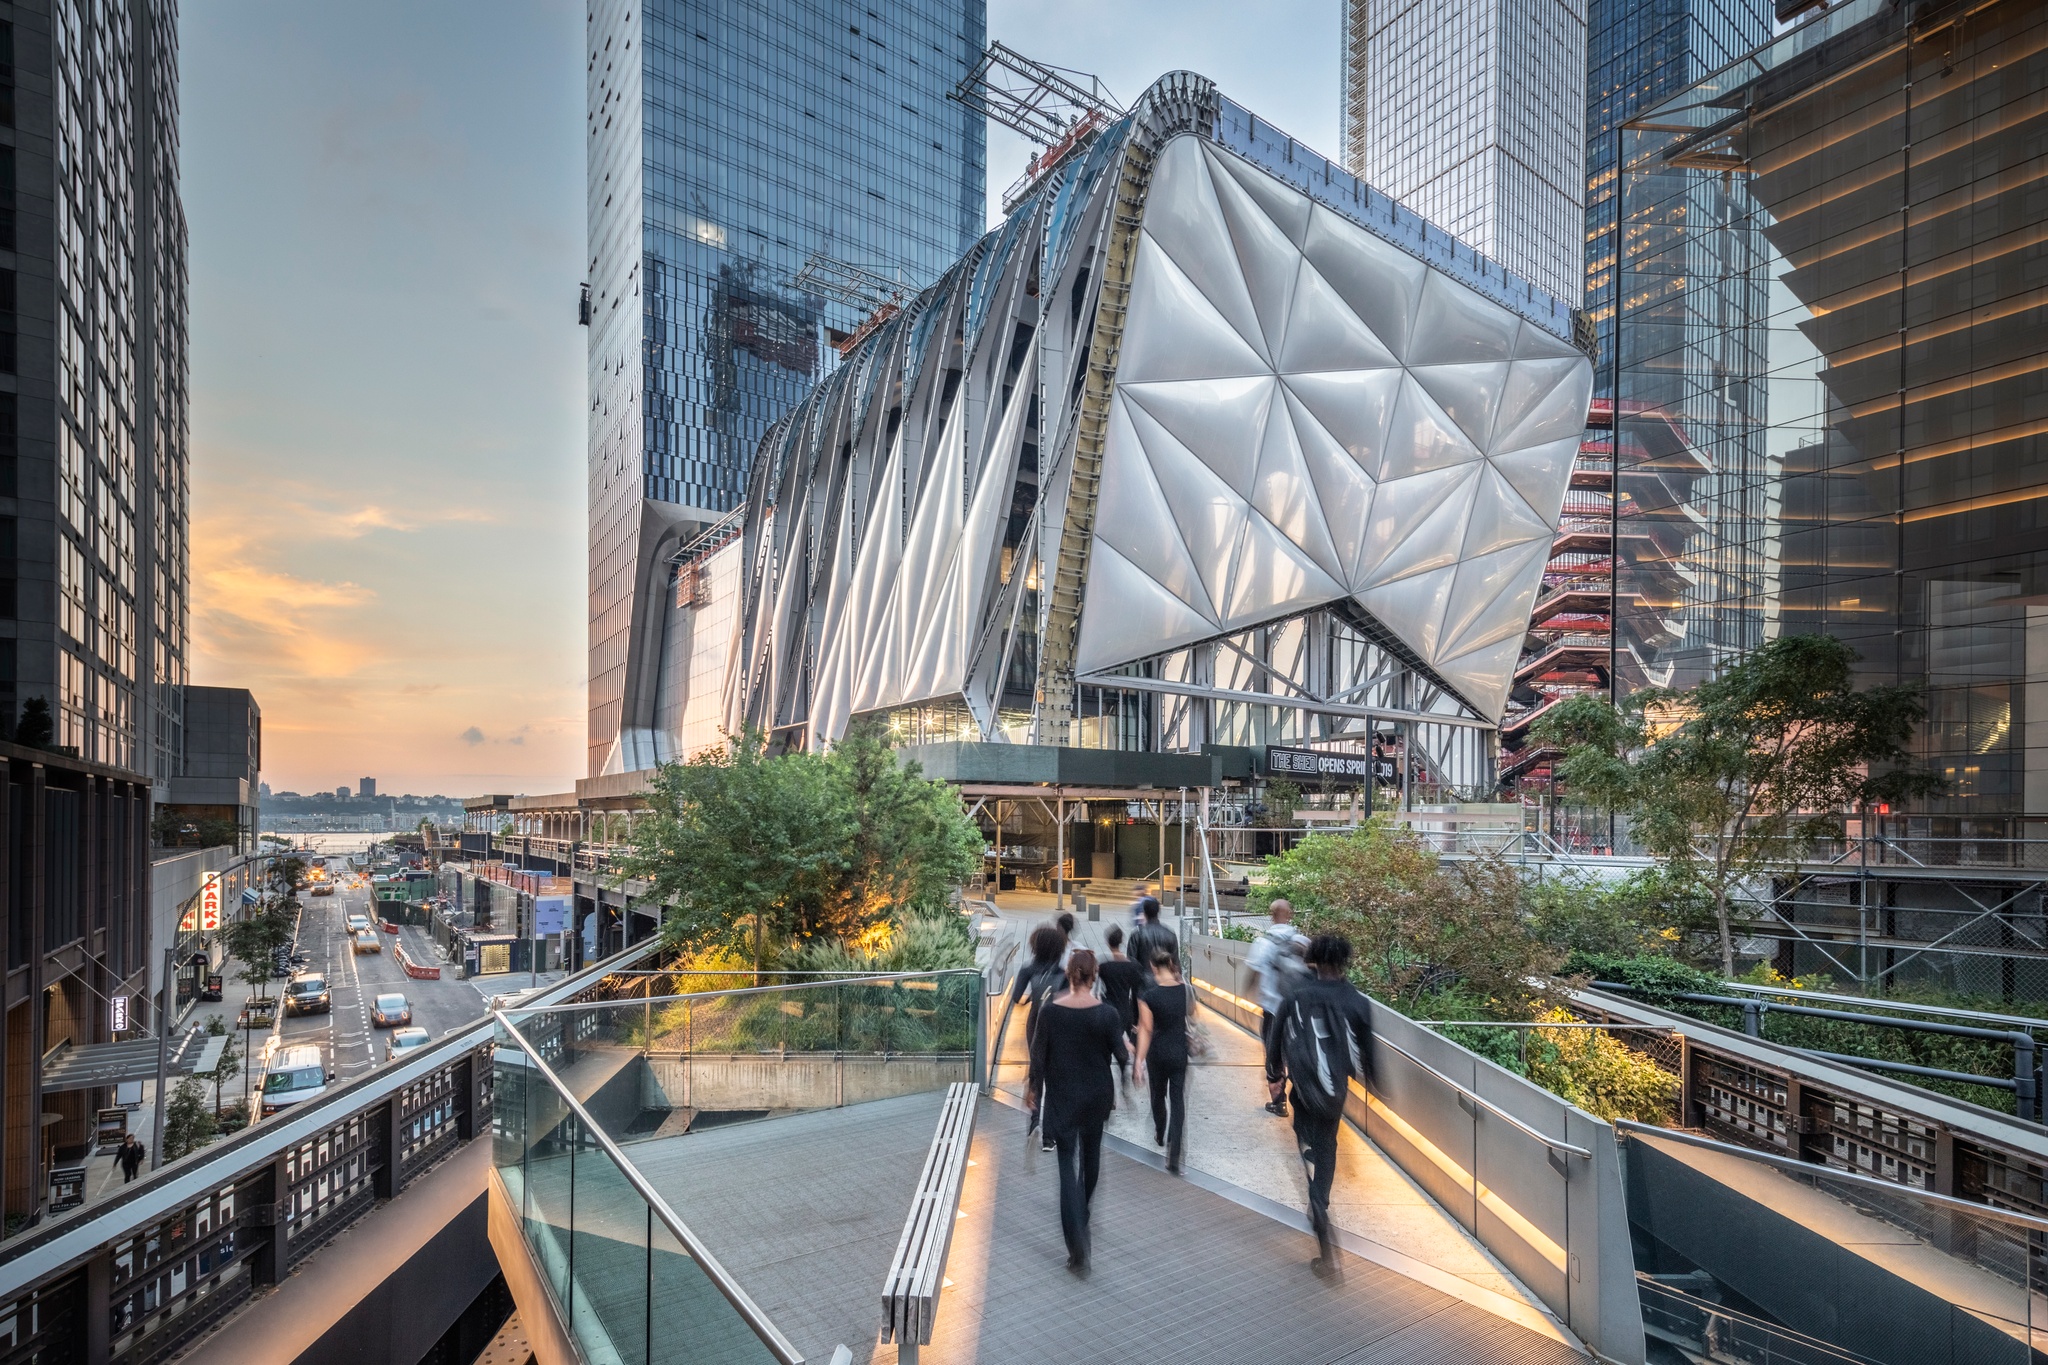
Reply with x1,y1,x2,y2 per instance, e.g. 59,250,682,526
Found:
492,1014,804,1364
1613,1120,2048,1237
1375,1035,1594,1159
500,969,985,1016
1715,981,2048,1034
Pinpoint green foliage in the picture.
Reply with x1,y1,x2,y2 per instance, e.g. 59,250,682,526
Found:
1525,868,1714,962
1561,951,1721,1004
201,1016,241,1113
221,900,296,999
1261,819,1560,1014
1534,634,1942,975
785,905,977,974
1523,1009,1680,1123
274,857,307,890
620,724,983,967
162,1077,218,1160
1219,923,1259,943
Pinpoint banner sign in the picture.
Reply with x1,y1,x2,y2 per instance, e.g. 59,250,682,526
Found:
1264,746,1371,788
199,872,223,931
110,995,129,1032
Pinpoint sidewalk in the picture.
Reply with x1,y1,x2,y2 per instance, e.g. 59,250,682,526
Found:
980,906,1557,1324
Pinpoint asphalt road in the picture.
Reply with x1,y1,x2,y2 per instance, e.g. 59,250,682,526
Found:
273,867,489,1080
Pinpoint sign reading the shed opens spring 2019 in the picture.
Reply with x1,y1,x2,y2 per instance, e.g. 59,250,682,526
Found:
1264,746,1372,788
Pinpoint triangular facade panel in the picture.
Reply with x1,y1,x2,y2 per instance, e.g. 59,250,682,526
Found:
1122,376,1274,498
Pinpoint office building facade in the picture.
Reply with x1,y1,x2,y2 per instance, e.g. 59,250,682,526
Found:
1616,0,2048,989
7,0,188,783
1340,0,1588,306
585,0,987,776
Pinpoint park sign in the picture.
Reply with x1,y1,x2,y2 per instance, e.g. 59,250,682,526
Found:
178,871,224,933
109,994,128,1032
1265,746,1372,790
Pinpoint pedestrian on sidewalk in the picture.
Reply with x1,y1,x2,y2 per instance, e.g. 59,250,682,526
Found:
1130,883,1160,929
116,1134,146,1184
1011,925,1068,1153
1055,912,1078,968
1272,934,1374,1277
1098,926,1144,1078
1026,949,1128,1274
1246,899,1307,1116
1128,899,1177,989
1135,950,1191,1175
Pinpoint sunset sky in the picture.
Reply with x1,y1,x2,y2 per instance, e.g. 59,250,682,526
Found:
182,0,1338,798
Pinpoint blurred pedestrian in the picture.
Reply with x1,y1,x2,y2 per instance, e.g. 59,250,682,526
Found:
1271,934,1374,1276
1055,911,1078,967
1128,899,1177,989
1135,950,1190,1175
1027,949,1128,1273
1246,899,1307,1116
1130,883,1161,928
117,1134,146,1183
1012,924,1068,1151
1097,925,1144,1081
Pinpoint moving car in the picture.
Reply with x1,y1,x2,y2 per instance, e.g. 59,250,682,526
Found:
285,972,332,1016
370,992,411,1028
346,914,371,934
256,1043,331,1118
351,928,383,954
386,1027,430,1061
310,882,335,897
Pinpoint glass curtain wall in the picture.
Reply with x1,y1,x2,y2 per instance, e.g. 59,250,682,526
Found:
1617,0,2048,834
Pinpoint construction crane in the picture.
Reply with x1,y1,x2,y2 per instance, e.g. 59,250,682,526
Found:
951,44,1125,214
790,254,907,313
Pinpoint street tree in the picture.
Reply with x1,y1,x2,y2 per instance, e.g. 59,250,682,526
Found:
618,726,981,970
1533,633,1941,976
220,902,294,999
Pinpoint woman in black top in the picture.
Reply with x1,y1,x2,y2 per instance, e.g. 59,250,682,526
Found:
1135,950,1191,1175
1027,949,1129,1272
1097,926,1145,1082
1010,923,1067,1055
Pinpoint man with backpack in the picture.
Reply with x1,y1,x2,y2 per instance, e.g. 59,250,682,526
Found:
1245,899,1307,1116
1270,934,1374,1276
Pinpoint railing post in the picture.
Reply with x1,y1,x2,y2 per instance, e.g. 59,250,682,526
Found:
973,975,988,1089
2013,1036,2036,1124
1742,1001,1763,1038
84,1248,112,1365
250,1152,292,1286
375,1092,405,1199
454,1052,479,1141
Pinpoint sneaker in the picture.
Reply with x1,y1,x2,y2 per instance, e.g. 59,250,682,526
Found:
1264,1099,1289,1117
1310,1256,1340,1280
1154,1131,1167,1147
1040,1140,1056,1153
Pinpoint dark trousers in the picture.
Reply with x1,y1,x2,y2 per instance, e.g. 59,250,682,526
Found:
1054,1122,1104,1263
1148,1058,1187,1168
121,1164,139,1184
1261,1009,1285,1087
1291,1102,1340,1259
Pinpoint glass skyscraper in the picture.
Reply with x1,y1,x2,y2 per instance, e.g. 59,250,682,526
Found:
586,0,986,777
1340,0,1588,306
8,0,189,781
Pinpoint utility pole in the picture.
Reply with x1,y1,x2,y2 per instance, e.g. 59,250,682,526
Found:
151,946,175,1170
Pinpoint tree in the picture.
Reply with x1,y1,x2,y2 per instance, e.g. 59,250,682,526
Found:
162,1077,218,1160
200,1016,241,1115
617,727,982,970
1534,634,1942,976
220,903,294,999
1260,818,1561,1016
13,697,52,748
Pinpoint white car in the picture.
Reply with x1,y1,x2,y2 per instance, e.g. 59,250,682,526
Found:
346,914,371,934
386,1027,431,1061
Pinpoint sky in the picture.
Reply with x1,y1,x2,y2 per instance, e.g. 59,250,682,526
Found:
182,1,1340,799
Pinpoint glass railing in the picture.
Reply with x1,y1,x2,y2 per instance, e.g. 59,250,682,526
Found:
490,971,984,1364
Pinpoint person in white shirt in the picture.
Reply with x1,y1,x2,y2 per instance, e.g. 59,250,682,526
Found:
1244,899,1307,1116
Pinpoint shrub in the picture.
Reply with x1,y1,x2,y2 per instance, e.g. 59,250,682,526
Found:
1524,1008,1678,1123
162,1077,219,1160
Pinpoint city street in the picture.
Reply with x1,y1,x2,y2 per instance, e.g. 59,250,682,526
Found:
273,869,489,1083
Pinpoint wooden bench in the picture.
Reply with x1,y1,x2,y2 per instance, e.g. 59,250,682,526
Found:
881,1082,978,1363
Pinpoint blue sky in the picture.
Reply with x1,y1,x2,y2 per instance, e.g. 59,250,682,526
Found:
182,1,1340,796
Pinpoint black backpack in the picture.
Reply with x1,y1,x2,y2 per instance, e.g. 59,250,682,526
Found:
1282,989,1359,1121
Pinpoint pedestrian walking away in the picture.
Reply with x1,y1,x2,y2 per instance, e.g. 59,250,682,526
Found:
1135,950,1191,1175
116,1134,147,1184
1055,911,1079,968
1270,934,1374,1277
1245,898,1307,1115
1026,949,1129,1274
1098,925,1144,1079
1128,898,1177,990
1130,883,1161,929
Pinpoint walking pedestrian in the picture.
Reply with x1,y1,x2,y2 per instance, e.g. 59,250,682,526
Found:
1270,934,1374,1276
1055,911,1078,968
1130,883,1161,929
1097,926,1144,1083
1026,949,1128,1274
1011,924,1068,1151
117,1134,146,1184
1246,898,1307,1116
1128,898,1177,989
1135,950,1190,1175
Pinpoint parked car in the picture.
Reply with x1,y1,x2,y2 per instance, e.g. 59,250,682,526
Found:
370,992,411,1028
386,1027,431,1060
351,929,382,954
285,972,331,1016
255,1043,332,1119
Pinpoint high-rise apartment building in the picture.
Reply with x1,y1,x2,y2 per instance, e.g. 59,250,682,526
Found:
359,776,376,798
584,0,987,776
1340,0,1588,305
6,1,189,782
